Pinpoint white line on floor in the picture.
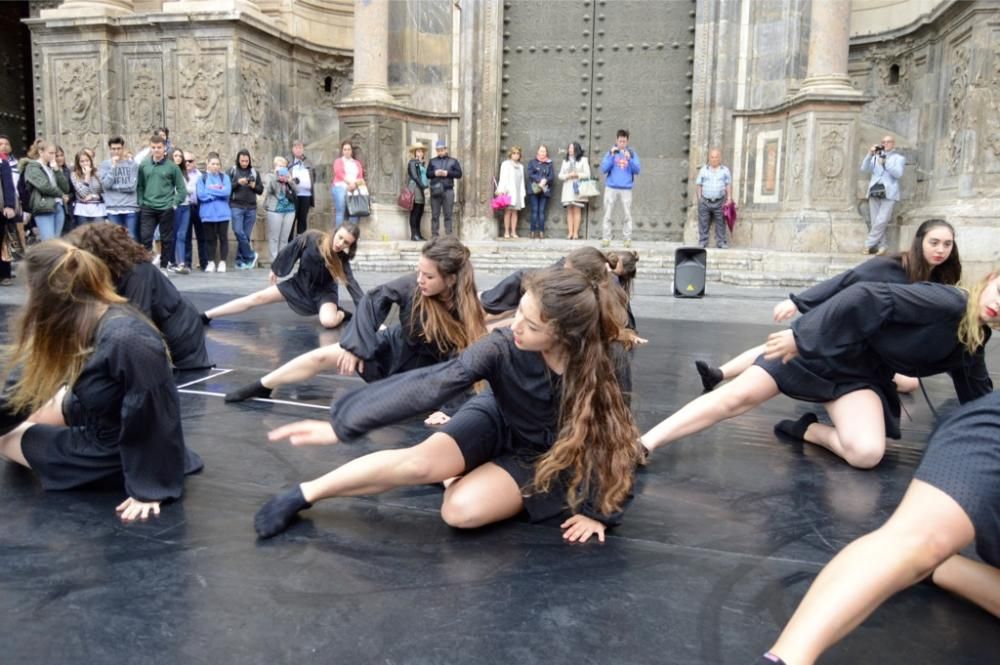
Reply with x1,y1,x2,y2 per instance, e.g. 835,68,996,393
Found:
176,368,234,389
178,387,330,411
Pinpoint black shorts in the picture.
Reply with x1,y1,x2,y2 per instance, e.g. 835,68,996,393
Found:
914,392,1000,567
440,392,569,523
20,424,125,491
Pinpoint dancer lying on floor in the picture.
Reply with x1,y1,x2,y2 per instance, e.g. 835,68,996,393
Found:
202,224,362,329
69,222,213,370
642,274,997,469
695,219,961,394
224,236,486,402
0,241,203,521
255,267,641,541
755,389,1000,665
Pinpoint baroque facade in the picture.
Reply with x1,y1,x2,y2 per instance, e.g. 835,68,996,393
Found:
15,0,1000,270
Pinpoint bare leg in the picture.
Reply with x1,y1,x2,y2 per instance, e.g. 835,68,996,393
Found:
893,373,919,394
931,554,1000,617
317,302,346,329
502,210,512,237
0,421,34,468
204,285,285,320
641,366,780,453
260,343,347,389
719,344,766,379
440,462,524,528
768,480,975,665
27,386,67,426
802,390,886,468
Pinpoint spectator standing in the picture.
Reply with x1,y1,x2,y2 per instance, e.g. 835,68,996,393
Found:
229,149,264,270
136,133,186,271
428,139,462,236
406,143,429,241
196,152,232,273
331,141,365,228
70,150,105,229
263,157,297,260
527,145,554,240
168,148,192,274
599,129,640,247
861,134,905,255
54,146,73,234
99,136,140,241
559,141,590,240
23,139,70,240
287,140,316,239
495,146,525,239
181,151,206,272
695,148,732,249
134,127,170,165
0,135,18,285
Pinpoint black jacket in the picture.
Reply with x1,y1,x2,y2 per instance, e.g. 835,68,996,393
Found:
428,155,462,192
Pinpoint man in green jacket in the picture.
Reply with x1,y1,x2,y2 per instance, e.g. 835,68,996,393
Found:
137,133,186,270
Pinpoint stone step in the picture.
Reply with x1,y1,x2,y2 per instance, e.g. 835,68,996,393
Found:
345,239,867,287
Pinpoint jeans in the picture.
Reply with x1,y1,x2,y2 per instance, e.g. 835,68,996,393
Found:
331,186,358,228
430,189,455,236
186,206,207,270
107,212,139,241
267,210,295,260
35,203,65,240
528,194,549,233
231,207,258,265
173,205,192,265
139,207,174,268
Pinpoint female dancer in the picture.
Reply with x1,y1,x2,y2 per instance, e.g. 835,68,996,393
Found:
757,387,1000,665
69,222,212,371
0,241,203,521
202,224,362,329
642,273,996,469
224,236,486,402
254,267,641,541
696,219,961,392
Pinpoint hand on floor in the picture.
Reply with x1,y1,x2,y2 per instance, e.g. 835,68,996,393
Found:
561,514,606,544
116,497,161,522
268,419,339,446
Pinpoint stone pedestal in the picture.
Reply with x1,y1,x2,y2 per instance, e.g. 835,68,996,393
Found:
40,0,134,18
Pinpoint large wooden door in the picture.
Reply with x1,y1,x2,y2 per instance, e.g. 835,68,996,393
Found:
500,0,695,239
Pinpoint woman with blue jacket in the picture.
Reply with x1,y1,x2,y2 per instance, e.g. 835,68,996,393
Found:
196,152,232,273
526,145,555,240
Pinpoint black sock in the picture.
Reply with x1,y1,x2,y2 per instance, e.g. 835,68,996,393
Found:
200,312,211,325
755,654,787,665
255,485,312,539
695,360,724,392
224,379,272,403
774,412,819,441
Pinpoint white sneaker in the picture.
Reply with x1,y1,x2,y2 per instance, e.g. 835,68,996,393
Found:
152,253,160,266
217,261,226,273
205,261,216,273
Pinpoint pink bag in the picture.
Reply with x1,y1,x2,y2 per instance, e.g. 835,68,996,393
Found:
723,200,737,232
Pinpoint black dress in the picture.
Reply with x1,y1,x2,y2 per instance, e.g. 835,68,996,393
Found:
914,391,1000,567
271,233,364,316
329,328,633,526
788,256,907,313
17,307,203,501
338,273,463,382
118,261,212,370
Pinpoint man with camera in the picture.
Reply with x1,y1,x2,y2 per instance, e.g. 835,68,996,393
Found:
861,134,905,255
599,128,641,247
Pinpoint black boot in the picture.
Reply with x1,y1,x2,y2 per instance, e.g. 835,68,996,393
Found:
695,360,724,392
255,485,312,539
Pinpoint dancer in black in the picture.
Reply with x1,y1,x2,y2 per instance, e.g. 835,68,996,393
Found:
696,219,961,392
0,241,202,521
69,222,212,370
642,273,996,469
202,224,362,329
255,267,641,541
224,236,486,402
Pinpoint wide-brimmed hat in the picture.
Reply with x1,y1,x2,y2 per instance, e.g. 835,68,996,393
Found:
407,142,427,156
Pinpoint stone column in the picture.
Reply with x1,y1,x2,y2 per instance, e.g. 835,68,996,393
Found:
798,0,859,96
40,0,134,18
343,0,394,103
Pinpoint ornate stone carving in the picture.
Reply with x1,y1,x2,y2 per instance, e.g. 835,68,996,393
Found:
944,44,970,176
177,55,226,157
127,60,163,134
866,42,913,116
241,60,269,126
55,59,100,135
817,124,848,198
786,121,806,201
315,58,352,109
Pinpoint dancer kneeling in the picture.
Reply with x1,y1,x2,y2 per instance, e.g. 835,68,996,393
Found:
756,389,1000,665
225,236,485,403
642,274,997,469
255,268,641,541
0,241,203,521
69,222,212,370
202,224,362,329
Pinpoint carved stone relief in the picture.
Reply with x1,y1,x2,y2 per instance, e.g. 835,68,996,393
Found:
944,43,970,176
982,43,1000,171
241,59,269,127
786,121,807,201
866,41,913,117
55,58,100,136
177,55,227,158
126,59,163,135
376,120,401,197
817,123,848,199
315,57,352,109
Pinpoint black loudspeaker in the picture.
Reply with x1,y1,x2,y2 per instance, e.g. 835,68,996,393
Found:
673,247,707,298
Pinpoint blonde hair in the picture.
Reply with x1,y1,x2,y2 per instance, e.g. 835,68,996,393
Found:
508,145,522,158
273,156,288,168
957,271,999,354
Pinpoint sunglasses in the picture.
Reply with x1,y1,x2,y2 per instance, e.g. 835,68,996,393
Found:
185,159,195,163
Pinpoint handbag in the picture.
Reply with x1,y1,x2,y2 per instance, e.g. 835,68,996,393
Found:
723,200,737,232
868,181,886,199
397,184,415,211
430,180,445,197
577,178,600,198
346,190,371,217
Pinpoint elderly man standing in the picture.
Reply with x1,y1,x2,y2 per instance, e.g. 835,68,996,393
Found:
861,134,905,255
695,148,732,249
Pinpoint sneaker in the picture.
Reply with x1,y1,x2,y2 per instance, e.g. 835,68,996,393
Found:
862,246,876,255
248,251,259,269
717,242,728,249
205,261,216,273
875,247,888,256
217,261,227,273
160,267,171,277
167,262,178,273
623,239,632,248
601,239,611,248
174,264,190,275
234,262,246,270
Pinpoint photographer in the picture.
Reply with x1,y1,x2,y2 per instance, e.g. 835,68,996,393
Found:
599,128,640,247
861,135,905,255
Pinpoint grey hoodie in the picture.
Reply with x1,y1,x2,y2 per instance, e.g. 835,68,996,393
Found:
98,158,139,212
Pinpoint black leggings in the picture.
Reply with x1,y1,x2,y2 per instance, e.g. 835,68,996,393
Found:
202,221,229,262
408,202,425,236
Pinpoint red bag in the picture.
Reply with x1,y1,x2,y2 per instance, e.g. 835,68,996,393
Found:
397,185,415,211
723,200,737,232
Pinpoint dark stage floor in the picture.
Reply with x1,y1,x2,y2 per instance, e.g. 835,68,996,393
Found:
2,296,998,665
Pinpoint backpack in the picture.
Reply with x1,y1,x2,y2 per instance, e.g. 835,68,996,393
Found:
17,170,32,213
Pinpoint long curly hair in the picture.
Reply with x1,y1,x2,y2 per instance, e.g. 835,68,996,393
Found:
67,222,151,283
564,246,637,347
895,219,961,285
1,241,126,414
526,268,641,516
410,236,486,355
